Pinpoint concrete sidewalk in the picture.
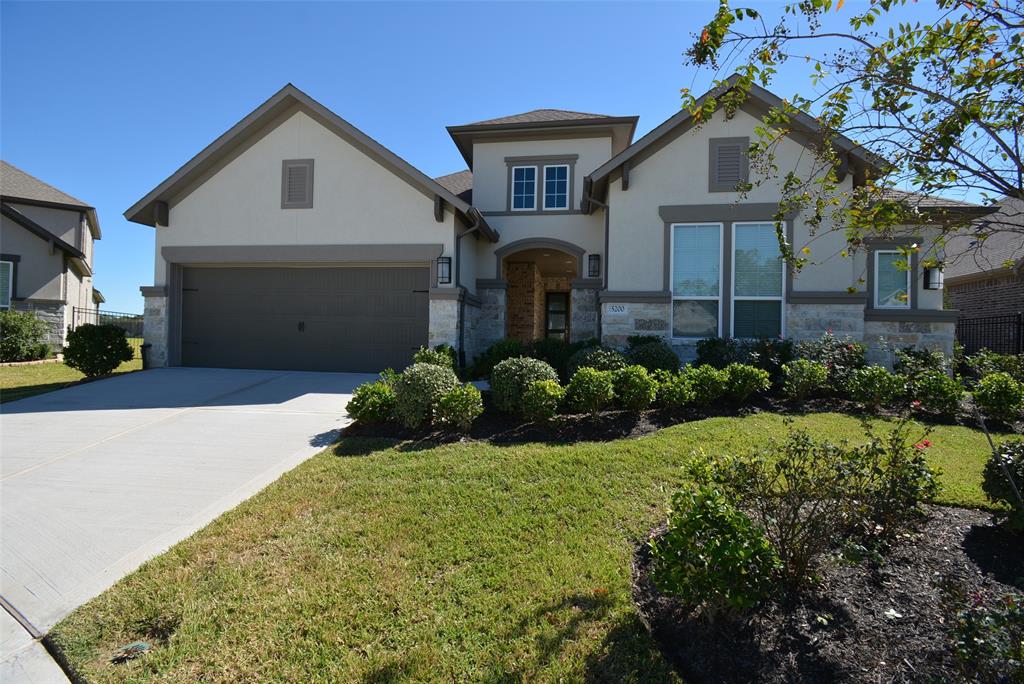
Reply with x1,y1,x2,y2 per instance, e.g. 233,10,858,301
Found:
0,367,365,679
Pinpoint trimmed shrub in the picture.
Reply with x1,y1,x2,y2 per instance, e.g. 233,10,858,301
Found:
491,357,559,414
967,350,1024,384
612,365,657,411
527,337,596,382
393,363,459,428
694,337,746,369
346,381,396,423
795,330,867,391
470,339,524,379
949,589,1024,683
566,345,627,377
683,364,729,408
522,379,564,422
781,359,829,402
724,363,770,404
436,384,483,432
745,338,796,385
379,367,399,386
412,345,455,369
910,370,964,416
894,347,949,376
565,367,614,415
650,484,780,619
847,365,905,411
658,372,693,409
0,309,50,362
63,324,133,377
974,372,1024,424
626,339,680,373
982,440,1024,530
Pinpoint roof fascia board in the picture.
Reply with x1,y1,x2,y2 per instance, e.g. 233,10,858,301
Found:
0,195,101,239
1,202,86,260
447,118,639,168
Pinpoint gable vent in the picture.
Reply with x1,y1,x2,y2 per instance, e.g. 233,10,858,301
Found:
709,137,749,192
281,159,314,209
716,145,742,182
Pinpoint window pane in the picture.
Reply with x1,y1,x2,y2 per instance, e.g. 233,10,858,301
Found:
876,252,909,308
672,225,720,296
544,165,568,209
733,300,781,338
673,299,718,337
734,223,782,297
0,262,10,307
512,167,536,209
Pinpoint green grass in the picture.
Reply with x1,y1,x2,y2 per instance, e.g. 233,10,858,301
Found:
0,338,143,403
49,412,1013,683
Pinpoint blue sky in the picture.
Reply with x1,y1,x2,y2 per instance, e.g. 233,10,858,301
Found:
1,1,934,313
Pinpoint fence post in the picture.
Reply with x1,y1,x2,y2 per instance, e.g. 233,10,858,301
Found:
1018,312,1023,355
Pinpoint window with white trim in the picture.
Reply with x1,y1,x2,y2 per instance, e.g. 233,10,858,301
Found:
543,164,569,210
0,261,12,309
874,250,911,308
732,222,784,338
671,223,722,338
511,166,537,210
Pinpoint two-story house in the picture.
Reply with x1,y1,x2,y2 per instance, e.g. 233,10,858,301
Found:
126,77,988,372
1,161,102,348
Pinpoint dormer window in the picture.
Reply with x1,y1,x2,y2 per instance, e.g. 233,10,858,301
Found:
543,165,569,210
511,166,537,210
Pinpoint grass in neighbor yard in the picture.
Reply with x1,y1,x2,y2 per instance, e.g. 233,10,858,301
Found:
0,338,142,403
50,412,1013,683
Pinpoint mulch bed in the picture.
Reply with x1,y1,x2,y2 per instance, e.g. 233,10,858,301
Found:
632,505,1024,683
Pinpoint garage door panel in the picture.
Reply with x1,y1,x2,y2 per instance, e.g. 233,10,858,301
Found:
180,266,429,372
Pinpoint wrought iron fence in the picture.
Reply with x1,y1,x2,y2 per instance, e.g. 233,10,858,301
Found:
70,307,145,365
956,312,1023,356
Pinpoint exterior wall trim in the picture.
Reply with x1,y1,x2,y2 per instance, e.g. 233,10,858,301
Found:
160,243,444,264
864,308,958,323
493,237,586,279
599,290,672,303
787,291,866,304
140,285,167,297
570,278,603,289
477,278,508,290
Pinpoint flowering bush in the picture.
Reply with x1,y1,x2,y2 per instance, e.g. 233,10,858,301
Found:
966,350,1024,384
795,330,867,392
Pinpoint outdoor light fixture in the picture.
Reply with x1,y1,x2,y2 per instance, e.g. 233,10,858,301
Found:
923,267,944,290
588,254,601,278
437,257,452,285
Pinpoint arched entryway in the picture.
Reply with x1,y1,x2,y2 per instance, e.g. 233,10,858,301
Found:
502,247,579,342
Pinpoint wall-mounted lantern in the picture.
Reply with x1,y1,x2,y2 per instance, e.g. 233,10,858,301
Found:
923,266,944,290
437,257,452,285
588,254,601,278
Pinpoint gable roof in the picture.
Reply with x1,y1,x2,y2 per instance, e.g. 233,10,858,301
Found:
1,160,101,238
943,197,1024,280
583,74,885,212
464,109,614,127
434,170,472,203
1,201,91,277
124,84,497,242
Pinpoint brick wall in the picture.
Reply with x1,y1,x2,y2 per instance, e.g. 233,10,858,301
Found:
946,272,1024,318
506,262,544,342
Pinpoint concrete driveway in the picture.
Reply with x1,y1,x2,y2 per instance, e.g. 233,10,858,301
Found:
1,367,368,681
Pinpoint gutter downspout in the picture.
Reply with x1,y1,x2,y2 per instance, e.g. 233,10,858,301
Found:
456,208,483,366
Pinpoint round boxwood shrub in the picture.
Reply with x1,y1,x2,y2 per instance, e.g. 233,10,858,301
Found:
565,367,614,415
436,384,483,432
393,362,459,428
613,365,658,411
566,345,627,377
412,345,455,369
910,370,964,417
63,324,133,377
346,380,396,423
724,363,771,404
781,359,829,402
522,379,565,422
846,365,906,412
491,357,559,414
683,364,729,408
470,339,524,379
658,372,693,409
974,372,1024,425
626,339,680,373
0,309,50,362
982,440,1024,529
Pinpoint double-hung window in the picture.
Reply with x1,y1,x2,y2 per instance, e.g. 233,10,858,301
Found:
511,166,537,210
0,260,12,309
874,250,910,308
543,165,569,210
732,222,784,338
671,223,722,338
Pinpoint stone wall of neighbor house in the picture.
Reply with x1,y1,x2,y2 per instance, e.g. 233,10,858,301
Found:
863,320,957,366
785,303,866,342
428,298,460,351
946,273,1023,319
142,294,168,367
570,288,600,342
13,301,67,350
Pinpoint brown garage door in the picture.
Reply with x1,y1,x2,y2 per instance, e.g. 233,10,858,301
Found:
180,266,429,372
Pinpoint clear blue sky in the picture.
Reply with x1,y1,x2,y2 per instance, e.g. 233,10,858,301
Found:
1,1,934,314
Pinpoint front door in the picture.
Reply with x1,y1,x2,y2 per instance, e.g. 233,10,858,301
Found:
545,292,569,340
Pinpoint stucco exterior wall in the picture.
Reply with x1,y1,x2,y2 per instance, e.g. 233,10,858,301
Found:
154,110,456,285
0,217,65,300
13,204,84,250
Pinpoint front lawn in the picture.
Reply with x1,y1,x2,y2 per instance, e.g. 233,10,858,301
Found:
50,412,1011,682
0,339,142,403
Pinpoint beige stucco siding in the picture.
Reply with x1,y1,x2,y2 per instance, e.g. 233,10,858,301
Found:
155,110,455,284
472,213,605,280
13,204,83,250
0,216,65,300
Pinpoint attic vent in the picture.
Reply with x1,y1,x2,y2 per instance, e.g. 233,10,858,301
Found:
281,159,314,209
709,137,749,192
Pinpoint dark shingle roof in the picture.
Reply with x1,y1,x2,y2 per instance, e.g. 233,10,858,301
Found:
0,160,91,208
880,188,982,209
943,197,1024,279
434,170,472,203
463,109,612,127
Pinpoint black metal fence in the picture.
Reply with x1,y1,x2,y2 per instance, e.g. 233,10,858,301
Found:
956,312,1023,356
70,307,145,365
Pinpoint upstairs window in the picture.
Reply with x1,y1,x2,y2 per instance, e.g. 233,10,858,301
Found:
511,166,537,210
732,223,784,338
709,137,749,192
543,165,569,210
874,250,911,308
281,159,314,209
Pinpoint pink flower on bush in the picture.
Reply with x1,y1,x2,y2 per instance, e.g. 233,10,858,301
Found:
911,400,922,409
914,439,933,450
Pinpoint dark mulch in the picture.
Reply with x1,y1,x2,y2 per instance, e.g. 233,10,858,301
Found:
632,505,1024,683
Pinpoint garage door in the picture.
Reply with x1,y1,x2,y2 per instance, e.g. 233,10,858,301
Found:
180,266,429,372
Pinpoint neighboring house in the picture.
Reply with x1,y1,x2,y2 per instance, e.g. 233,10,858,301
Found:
127,76,989,372
943,197,1024,319
1,161,102,348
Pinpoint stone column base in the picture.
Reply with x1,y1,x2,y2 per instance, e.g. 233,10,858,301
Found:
142,294,169,367
570,288,599,343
